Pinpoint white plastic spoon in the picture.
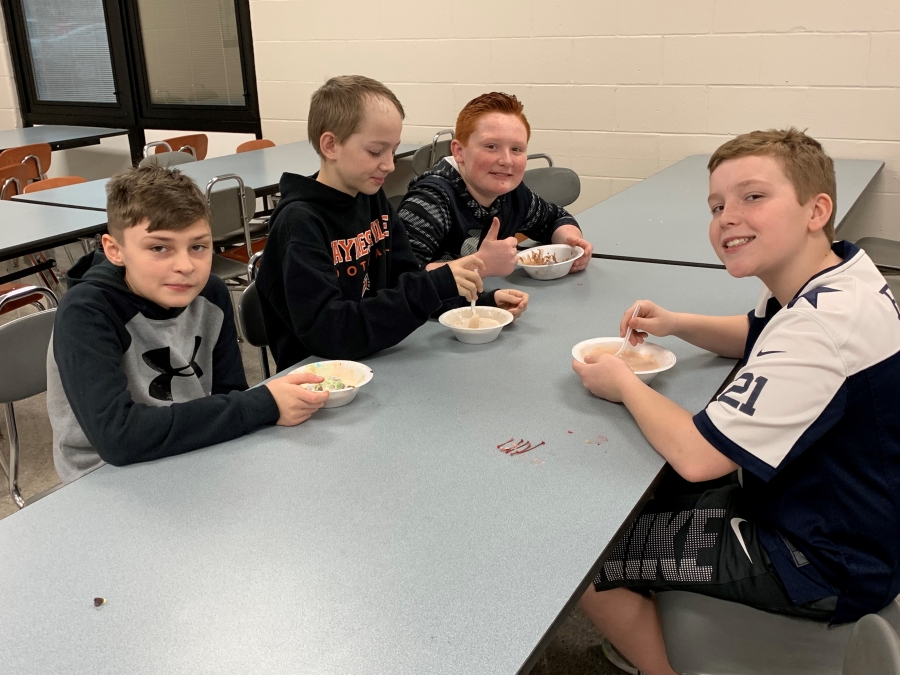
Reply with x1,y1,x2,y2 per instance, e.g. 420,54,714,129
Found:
615,304,642,357
467,297,480,328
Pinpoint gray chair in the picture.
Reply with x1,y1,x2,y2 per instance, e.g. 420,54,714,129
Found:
206,174,255,283
856,237,900,273
411,129,454,175
238,252,270,379
657,590,900,675
843,614,900,675
0,286,58,509
522,153,581,208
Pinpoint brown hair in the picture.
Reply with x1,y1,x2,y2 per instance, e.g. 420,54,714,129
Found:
455,92,531,145
708,128,837,241
307,75,405,157
105,166,210,239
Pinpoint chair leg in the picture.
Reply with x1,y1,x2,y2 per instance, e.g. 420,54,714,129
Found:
259,347,271,380
3,403,25,509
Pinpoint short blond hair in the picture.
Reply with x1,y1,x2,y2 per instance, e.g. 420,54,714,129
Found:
709,128,837,242
106,166,209,239
307,76,405,157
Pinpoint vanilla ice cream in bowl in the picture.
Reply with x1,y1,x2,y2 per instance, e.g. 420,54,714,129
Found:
517,244,585,280
572,338,676,384
439,306,514,344
290,360,373,408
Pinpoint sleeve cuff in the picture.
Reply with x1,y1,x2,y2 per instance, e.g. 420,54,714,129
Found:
242,385,282,427
693,410,778,482
428,264,460,302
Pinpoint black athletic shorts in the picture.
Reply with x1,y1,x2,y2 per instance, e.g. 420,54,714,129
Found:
592,474,836,621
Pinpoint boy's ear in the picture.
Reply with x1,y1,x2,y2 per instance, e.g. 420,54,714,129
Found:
101,232,126,266
319,132,339,160
807,193,834,234
450,139,465,164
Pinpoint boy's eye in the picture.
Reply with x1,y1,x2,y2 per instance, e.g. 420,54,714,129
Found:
150,245,168,253
368,150,381,157
192,244,208,252
746,193,764,201
710,204,724,214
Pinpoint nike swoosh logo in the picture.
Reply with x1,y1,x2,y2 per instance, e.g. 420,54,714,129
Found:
756,350,785,357
731,518,753,564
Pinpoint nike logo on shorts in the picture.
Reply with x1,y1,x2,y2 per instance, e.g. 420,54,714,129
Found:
756,349,785,357
730,517,753,563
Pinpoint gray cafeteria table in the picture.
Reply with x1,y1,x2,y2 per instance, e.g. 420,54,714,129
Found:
0,260,762,674
580,154,884,269
0,200,108,262
0,125,127,152
12,140,422,210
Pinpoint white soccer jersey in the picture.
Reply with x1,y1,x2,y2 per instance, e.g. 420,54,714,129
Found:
694,242,900,623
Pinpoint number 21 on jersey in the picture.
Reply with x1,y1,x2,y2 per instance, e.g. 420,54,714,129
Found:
717,373,768,416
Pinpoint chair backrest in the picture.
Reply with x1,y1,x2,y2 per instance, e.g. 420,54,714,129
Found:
239,280,268,348
207,175,256,258
156,134,208,160
22,175,87,193
0,164,29,200
856,237,900,272
411,139,453,176
0,287,58,403
843,614,900,675
522,166,581,207
138,151,197,169
236,139,275,153
0,143,51,181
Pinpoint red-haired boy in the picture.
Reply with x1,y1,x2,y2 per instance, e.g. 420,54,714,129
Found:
398,92,592,278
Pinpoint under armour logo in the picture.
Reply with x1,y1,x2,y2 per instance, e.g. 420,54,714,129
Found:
142,336,204,401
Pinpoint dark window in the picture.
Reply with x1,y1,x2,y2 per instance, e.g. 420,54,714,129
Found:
1,0,261,162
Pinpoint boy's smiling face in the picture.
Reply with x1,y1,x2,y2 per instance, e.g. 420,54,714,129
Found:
451,112,529,207
707,154,829,281
101,218,213,309
319,95,402,197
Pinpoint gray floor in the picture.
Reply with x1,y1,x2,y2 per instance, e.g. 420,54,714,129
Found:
0,268,622,675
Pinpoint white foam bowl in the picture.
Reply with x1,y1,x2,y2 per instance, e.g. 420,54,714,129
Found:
517,244,585,280
438,306,514,344
290,360,374,408
571,337,676,384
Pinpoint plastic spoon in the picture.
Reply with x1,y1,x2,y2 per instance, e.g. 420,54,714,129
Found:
467,297,480,328
615,304,642,357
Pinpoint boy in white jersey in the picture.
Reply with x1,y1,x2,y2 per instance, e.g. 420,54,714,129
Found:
573,128,900,675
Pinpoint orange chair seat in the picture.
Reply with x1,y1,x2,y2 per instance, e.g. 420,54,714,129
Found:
219,238,267,264
22,176,87,193
236,139,275,153
155,134,209,160
0,284,44,314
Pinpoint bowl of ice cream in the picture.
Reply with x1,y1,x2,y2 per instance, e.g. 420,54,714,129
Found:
571,338,676,384
290,360,374,408
517,244,584,280
438,306,514,344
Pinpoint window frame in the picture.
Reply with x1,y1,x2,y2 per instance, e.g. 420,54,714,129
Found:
0,0,261,156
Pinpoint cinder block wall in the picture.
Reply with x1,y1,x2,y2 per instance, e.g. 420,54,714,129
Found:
251,0,900,238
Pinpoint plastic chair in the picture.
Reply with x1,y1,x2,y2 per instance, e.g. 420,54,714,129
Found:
238,252,270,379
0,164,28,199
22,176,87,193
154,134,208,160
856,237,900,273
522,154,581,208
138,151,197,169
657,590,900,675
843,614,900,675
236,139,275,153
0,142,51,181
411,129,454,175
0,285,58,508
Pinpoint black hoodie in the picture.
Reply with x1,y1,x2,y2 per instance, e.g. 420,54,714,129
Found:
255,173,472,372
47,251,279,483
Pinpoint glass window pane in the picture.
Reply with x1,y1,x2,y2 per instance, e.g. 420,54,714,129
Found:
137,0,246,106
22,0,117,103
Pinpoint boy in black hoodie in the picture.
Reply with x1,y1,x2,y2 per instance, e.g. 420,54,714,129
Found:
48,166,330,483
256,75,529,372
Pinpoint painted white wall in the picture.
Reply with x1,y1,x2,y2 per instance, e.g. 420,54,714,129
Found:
250,0,900,238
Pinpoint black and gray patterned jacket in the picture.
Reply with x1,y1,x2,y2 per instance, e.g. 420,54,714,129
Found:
397,157,579,268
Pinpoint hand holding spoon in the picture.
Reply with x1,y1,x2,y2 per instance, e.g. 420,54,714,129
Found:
467,297,480,328
614,304,641,357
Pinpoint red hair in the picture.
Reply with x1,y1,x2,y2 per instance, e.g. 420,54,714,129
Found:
455,92,531,145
